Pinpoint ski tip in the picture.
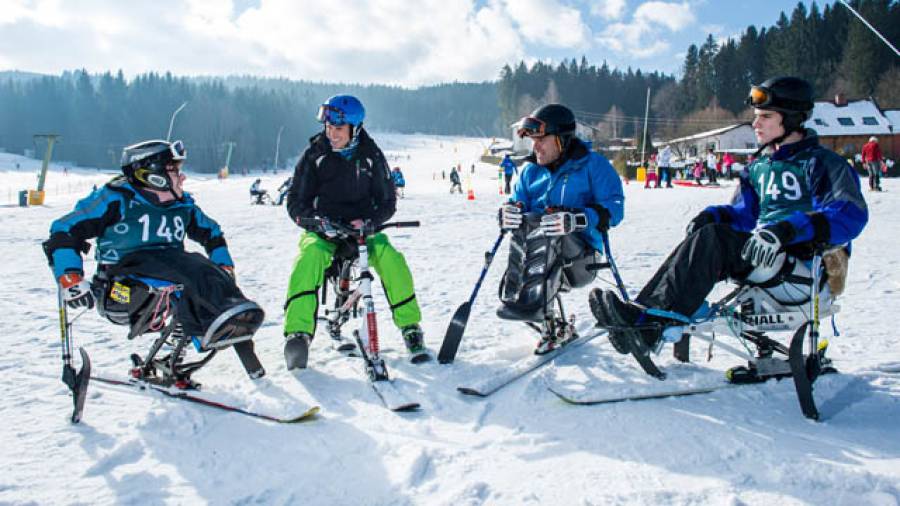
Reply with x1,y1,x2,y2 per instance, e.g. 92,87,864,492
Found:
391,403,421,412
456,386,486,397
282,405,321,423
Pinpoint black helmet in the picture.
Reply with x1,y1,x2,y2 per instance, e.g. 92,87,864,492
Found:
121,139,186,191
747,76,814,133
517,103,577,138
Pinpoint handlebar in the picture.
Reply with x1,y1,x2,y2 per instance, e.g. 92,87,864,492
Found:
298,217,420,237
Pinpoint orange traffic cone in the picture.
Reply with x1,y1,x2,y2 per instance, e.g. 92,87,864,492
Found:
467,188,476,200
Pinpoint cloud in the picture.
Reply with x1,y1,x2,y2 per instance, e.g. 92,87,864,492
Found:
502,0,591,48
634,1,695,31
590,0,627,21
0,0,537,86
596,1,695,59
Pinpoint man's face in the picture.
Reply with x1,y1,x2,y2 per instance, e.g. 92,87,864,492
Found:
326,123,352,149
530,134,562,166
165,161,185,199
752,109,785,145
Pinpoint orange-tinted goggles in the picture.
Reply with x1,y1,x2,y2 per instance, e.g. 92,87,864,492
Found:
746,86,773,108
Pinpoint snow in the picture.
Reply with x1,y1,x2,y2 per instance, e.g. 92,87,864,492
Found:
2,135,899,505
806,100,893,137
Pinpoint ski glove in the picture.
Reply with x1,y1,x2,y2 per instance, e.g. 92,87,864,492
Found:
59,273,94,310
741,228,783,269
540,212,588,236
499,202,523,230
685,210,715,237
220,265,235,280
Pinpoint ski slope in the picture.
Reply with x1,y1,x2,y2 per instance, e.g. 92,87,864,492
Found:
1,134,899,505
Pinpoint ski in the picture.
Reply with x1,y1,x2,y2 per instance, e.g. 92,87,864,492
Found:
548,383,736,405
370,379,420,412
91,376,320,423
788,322,819,420
457,330,605,397
68,348,92,423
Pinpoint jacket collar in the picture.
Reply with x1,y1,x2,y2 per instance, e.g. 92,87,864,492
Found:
770,129,820,161
524,137,590,172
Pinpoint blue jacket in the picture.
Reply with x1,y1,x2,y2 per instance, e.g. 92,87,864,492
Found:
44,177,233,279
703,131,867,248
511,139,624,252
500,156,516,176
392,170,406,187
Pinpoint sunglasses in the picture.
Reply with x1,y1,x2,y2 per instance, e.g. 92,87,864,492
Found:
316,105,347,126
516,116,547,138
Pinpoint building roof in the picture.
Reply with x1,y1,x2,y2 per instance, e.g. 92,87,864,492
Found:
662,123,751,145
806,100,892,136
884,110,900,131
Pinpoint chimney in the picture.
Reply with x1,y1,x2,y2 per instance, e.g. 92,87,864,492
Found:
834,92,847,106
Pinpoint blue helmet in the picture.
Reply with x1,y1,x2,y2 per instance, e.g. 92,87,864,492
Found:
317,94,365,127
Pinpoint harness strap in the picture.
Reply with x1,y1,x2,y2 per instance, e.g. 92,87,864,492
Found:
283,289,318,311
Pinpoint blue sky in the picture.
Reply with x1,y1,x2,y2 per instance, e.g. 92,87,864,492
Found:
0,1,838,85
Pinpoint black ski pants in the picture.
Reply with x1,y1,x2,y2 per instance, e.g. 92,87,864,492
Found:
636,223,754,317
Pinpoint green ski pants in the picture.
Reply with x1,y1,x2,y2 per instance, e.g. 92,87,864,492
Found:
284,231,421,336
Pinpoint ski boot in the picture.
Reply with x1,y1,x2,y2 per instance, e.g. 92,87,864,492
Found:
402,324,431,364
284,332,311,370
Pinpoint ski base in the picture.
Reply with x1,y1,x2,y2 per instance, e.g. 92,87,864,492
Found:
457,330,605,397
371,379,420,411
91,375,320,423
788,323,819,420
68,348,92,424
548,383,736,405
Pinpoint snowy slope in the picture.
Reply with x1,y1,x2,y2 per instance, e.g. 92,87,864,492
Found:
1,135,899,505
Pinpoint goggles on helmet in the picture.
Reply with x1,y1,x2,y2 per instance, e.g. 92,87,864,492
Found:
169,139,186,159
316,104,348,126
516,116,547,138
746,86,774,108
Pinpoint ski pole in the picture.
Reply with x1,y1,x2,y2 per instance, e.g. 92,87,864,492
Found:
600,231,629,301
57,286,91,423
438,230,507,364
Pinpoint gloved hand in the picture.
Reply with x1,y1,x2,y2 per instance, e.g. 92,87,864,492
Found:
220,265,236,280
59,273,94,309
540,211,588,236
741,228,783,269
685,210,715,237
499,202,523,230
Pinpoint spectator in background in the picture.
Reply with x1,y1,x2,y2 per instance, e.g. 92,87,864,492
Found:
657,145,673,188
722,152,735,180
706,149,719,184
861,136,883,192
449,166,463,194
500,154,516,195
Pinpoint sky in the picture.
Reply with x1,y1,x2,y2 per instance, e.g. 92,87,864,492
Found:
0,0,838,87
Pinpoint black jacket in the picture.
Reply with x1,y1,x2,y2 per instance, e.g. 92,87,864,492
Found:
287,128,396,227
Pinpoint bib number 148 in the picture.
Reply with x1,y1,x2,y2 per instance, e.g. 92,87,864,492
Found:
138,214,186,242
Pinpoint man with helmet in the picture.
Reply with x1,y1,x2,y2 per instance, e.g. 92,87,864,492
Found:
43,139,267,380
283,94,428,369
590,76,868,363
498,103,625,354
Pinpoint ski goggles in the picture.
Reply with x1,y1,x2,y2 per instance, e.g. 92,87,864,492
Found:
516,116,547,138
169,139,186,160
746,86,774,108
316,104,348,126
